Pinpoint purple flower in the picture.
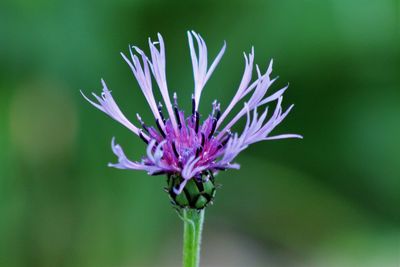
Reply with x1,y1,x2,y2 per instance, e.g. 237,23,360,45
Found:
82,31,302,195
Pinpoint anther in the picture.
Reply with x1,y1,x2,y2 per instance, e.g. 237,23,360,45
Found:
211,100,218,117
221,136,231,146
196,134,205,157
208,118,217,139
139,130,149,144
195,112,200,133
173,92,182,129
173,92,178,107
178,158,183,169
174,108,181,129
215,103,221,122
218,132,232,149
136,113,149,133
172,141,180,159
195,147,201,158
158,102,166,123
191,94,196,116
155,119,166,138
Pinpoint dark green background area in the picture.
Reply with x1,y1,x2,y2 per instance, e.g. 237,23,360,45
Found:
0,1,399,266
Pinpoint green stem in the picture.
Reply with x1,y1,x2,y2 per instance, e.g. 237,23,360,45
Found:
182,209,205,267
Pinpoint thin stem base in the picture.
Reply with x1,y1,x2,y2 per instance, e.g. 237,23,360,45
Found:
182,209,205,267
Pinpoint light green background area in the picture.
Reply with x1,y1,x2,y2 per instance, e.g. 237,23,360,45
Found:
0,1,399,266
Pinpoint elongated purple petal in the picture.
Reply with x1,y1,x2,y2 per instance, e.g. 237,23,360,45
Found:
121,47,165,130
188,31,226,111
148,34,178,131
217,64,276,139
108,137,148,170
81,80,146,138
217,48,255,129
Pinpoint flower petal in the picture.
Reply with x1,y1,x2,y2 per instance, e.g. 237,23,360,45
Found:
148,34,178,131
188,31,226,111
121,47,164,130
81,80,146,138
108,137,148,170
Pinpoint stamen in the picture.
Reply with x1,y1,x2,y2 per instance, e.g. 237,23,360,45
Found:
191,94,195,116
195,134,205,158
173,92,182,129
178,158,183,169
195,111,200,133
215,103,221,122
155,119,166,138
195,147,201,158
157,102,166,123
139,130,149,144
173,92,178,107
136,113,149,133
218,132,232,149
211,100,217,117
172,141,180,159
174,107,182,129
174,108,181,129
208,118,217,139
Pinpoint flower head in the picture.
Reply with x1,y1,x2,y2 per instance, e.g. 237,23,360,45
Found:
82,31,302,208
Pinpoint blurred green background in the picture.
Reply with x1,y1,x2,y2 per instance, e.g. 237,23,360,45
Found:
1,0,399,266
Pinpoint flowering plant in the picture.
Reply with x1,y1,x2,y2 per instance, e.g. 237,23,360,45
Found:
82,31,301,267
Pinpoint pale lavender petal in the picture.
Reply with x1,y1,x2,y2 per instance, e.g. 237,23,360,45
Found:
217,133,246,165
188,31,226,111
153,140,167,164
217,62,276,138
144,139,177,173
80,90,104,111
181,156,200,179
264,134,303,140
204,40,226,84
217,48,255,129
148,34,178,131
121,48,164,129
108,137,147,170
242,97,301,145
81,80,146,138
257,85,288,107
146,139,158,162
